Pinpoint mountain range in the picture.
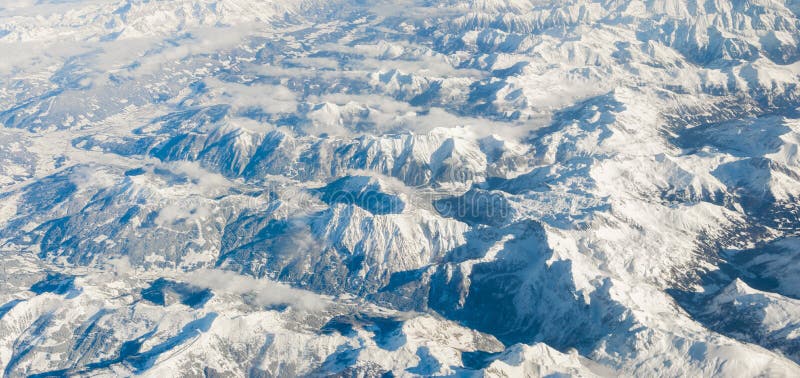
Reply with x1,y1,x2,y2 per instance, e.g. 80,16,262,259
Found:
1,0,800,376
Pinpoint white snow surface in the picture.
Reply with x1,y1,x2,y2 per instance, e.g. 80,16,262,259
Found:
1,0,800,376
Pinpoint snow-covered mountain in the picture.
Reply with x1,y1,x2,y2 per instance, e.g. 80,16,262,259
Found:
1,0,800,376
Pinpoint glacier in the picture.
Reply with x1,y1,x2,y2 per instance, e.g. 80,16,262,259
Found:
1,0,800,376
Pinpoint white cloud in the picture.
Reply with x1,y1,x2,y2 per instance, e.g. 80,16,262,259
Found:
202,77,298,114
103,257,329,312
180,268,330,312
69,165,119,190
166,160,232,194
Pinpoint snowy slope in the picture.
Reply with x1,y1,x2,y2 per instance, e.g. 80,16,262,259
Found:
1,0,800,376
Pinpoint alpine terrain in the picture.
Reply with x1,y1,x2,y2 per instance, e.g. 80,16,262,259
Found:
1,0,800,376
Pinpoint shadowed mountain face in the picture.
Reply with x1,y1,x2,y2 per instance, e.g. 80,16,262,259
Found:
1,0,800,376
